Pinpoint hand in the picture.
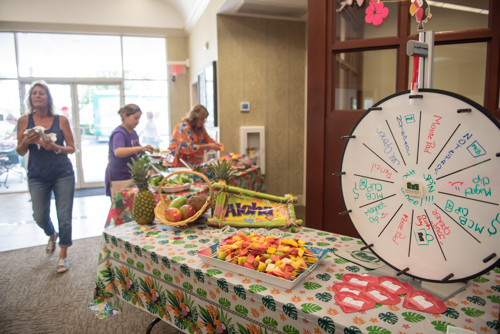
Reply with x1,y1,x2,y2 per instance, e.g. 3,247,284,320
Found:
24,132,41,145
38,138,59,152
142,145,155,154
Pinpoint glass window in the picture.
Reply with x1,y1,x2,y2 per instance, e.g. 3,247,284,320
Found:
122,37,167,80
335,0,398,41
0,33,18,78
125,80,169,149
410,0,488,34
335,49,397,110
17,33,122,78
408,42,486,106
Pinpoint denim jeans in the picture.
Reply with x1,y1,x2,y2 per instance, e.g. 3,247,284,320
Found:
28,174,75,248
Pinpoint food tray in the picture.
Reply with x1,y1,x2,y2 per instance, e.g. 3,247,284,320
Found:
151,183,191,193
198,242,329,289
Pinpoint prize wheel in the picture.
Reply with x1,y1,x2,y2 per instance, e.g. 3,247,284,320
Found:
339,89,500,283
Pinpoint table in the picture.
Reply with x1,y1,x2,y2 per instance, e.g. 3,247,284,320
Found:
89,222,500,334
105,167,265,229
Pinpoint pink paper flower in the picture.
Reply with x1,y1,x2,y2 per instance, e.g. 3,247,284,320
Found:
365,0,389,26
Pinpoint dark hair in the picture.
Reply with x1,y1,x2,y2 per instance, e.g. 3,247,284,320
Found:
182,104,209,128
26,81,55,116
118,104,141,121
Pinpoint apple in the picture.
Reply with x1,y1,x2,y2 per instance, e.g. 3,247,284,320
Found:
179,204,196,220
165,208,182,222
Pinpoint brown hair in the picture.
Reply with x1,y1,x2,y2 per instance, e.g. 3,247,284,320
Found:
26,81,55,116
182,104,209,128
118,104,141,121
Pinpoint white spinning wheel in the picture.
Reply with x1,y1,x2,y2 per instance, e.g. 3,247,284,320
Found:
339,89,500,283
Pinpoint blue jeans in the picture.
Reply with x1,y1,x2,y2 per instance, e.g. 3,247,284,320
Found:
28,174,75,248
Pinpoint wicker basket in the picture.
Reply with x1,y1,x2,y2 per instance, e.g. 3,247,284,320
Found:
154,170,213,227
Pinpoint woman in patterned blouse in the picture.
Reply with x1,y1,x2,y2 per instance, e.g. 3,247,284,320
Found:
168,105,223,167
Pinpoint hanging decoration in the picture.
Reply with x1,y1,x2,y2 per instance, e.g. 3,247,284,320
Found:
336,0,364,13
410,0,432,31
365,0,389,26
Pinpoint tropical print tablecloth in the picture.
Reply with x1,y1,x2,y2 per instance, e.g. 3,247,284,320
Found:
105,184,210,229
89,223,500,334
105,167,265,229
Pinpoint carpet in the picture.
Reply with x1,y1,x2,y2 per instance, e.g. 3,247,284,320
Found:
0,236,183,334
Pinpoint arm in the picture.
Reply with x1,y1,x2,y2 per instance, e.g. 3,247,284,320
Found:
16,116,38,156
39,116,76,154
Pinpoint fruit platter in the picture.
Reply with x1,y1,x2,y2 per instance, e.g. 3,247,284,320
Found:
198,231,329,289
150,174,192,193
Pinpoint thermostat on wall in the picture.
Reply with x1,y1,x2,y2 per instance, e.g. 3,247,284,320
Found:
241,102,250,112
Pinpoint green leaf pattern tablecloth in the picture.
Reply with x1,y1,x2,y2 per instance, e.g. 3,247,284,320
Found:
89,223,500,334
105,167,265,229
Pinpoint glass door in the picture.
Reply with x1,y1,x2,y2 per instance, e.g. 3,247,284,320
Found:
75,84,121,188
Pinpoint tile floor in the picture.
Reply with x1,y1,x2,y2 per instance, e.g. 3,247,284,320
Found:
0,191,110,252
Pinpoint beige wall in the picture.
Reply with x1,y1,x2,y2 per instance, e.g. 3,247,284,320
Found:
188,0,226,85
217,15,306,197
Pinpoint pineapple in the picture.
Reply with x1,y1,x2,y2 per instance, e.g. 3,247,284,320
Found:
209,159,236,216
128,157,156,225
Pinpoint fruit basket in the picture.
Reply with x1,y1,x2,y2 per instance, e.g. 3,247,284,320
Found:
154,170,212,227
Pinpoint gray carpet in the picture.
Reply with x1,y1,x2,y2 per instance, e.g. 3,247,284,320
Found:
0,236,183,334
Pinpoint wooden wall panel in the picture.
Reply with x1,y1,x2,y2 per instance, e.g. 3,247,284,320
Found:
217,15,306,196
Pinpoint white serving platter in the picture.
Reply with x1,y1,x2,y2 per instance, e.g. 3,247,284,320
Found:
198,242,329,289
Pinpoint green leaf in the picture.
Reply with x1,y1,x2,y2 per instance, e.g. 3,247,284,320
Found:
194,269,204,283
283,303,298,320
234,284,246,300
443,307,460,319
283,325,299,334
402,312,426,323
300,303,322,314
196,288,207,298
170,256,185,263
262,317,278,328
379,312,398,325
304,282,322,290
431,320,454,332
184,244,197,248
262,295,276,311
461,307,485,317
183,282,193,291
316,242,331,247
181,264,190,277
249,285,267,293
317,316,335,334
365,326,391,334
316,273,331,281
206,269,222,277
466,296,486,306
164,274,173,282
487,295,500,304
152,269,161,277
315,292,333,302
334,258,350,264
340,237,353,241
235,305,248,316
217,278,229,293
219,297,231,308
473,276,490,283
344,326,362,334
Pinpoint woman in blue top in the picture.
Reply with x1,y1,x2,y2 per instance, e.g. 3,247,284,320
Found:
16,81,75,273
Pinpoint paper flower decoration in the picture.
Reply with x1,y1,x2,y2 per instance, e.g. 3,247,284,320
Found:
365,0,389,26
